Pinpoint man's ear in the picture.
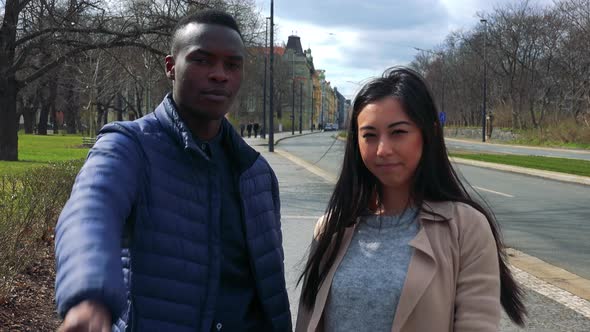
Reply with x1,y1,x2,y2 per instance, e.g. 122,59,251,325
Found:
165,55,175,80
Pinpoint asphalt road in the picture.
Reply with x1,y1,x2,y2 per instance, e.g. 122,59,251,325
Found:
276,132,590,280
445,138,590,161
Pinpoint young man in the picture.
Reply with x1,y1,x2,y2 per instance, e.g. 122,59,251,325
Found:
55,10,291,332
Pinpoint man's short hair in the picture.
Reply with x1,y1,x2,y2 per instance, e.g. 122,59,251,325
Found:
170,9,243,56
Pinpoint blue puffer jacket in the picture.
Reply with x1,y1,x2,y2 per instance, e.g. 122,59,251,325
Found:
55,95,292,331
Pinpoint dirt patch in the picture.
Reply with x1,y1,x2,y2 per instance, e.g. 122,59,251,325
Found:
0,245,60,331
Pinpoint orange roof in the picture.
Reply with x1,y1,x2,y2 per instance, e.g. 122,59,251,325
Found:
248,46,285,56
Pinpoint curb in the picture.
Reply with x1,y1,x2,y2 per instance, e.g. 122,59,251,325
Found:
507,248,590,302
275,131,323,145
451,157,590,186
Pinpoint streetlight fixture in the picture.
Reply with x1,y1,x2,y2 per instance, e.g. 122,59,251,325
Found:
481,18,488,142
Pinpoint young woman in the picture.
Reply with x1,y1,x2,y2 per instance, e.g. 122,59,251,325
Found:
296,67,526,332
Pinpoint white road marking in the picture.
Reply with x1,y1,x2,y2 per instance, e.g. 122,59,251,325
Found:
473,185,514,198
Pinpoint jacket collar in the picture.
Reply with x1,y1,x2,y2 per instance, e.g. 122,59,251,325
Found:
392,200,453,331
154,94,260,174
419,200,454,221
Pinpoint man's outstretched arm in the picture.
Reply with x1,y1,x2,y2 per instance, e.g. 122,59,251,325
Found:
55,130,142,329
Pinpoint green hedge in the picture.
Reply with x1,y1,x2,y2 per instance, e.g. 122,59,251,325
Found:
0,159,84,301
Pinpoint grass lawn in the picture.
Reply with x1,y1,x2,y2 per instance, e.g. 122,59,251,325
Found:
450,153,590,178
0,134,89,175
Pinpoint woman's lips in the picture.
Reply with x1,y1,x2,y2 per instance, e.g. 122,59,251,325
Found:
376,163,402,170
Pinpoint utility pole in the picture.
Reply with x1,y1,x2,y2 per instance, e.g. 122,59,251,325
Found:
311,88,315,131
268,0,275,152
291,52,295,135
262,17,269,139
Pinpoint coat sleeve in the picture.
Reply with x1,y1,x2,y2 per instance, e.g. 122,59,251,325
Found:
269,166,284,261
454,208,502,331
54,130,142,320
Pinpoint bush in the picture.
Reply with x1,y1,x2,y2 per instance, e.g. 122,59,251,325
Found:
0,159,84,303
514,119,590,149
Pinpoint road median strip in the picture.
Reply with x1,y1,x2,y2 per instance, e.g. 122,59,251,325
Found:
450,157,590,186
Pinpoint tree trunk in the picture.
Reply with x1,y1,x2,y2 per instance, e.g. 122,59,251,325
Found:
51,103,59,134
64,87,78,134
23,108,35,134
0,77,19,161
37,103,50,135
0,0,21,161
116,93,124,121
38,78,58,135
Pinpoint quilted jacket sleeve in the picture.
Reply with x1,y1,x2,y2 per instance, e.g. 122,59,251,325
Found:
269,167,284,261
54,129,143,320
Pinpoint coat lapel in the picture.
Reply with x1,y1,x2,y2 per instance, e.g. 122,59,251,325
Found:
307,225,356,331
391,221,438,332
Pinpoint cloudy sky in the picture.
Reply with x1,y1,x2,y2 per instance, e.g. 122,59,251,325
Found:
256,0,554,99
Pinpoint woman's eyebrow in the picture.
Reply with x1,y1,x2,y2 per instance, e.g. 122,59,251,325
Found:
359,121,411,131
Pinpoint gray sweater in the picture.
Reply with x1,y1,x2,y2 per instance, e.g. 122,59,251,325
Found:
324,211,419,332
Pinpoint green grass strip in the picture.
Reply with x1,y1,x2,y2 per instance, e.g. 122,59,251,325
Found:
0,134,89,175
450,153,590,178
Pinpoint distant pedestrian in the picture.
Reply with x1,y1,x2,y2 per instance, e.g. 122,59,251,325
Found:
247,122,252,138
240,123,245,137
253,122,260,138
296,67,526,332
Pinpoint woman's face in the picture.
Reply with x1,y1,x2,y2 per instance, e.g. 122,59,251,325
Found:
357,97,423,194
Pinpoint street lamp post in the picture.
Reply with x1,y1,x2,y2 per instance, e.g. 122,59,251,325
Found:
291,51,295,135
311,88,315,131
268,0,275,152
299,81,303,133
262,17,270,139
481,18,488,142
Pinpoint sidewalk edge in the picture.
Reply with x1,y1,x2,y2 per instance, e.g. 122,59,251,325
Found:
451,157,590,186
508,248,590,302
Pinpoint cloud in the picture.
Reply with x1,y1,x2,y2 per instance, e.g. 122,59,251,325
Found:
272,0,450,30
258,0,557,99
272,17,449,98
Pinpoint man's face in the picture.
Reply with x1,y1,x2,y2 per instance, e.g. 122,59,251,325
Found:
166,23,245,120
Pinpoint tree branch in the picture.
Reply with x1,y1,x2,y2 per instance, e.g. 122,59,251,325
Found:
20,40,166,87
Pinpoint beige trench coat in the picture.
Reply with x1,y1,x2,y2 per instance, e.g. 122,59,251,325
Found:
295,200,501,332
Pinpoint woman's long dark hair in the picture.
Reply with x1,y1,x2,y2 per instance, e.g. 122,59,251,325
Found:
298,67,526,326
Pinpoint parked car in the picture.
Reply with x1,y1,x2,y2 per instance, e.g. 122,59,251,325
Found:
323,123,339,131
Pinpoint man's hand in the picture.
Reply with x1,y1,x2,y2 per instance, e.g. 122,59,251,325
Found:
59,300,112,332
